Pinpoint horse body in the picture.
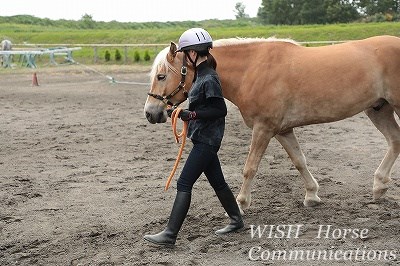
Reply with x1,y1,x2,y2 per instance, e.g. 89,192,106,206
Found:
145,35,400,211
214,36,395,131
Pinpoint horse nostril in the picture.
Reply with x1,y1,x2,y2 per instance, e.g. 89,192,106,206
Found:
145,112,155,124
145,112,151,120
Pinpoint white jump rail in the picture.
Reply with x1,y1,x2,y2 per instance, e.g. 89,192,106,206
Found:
0,47,81,68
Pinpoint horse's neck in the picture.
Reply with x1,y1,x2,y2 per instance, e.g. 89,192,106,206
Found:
213,45,249,106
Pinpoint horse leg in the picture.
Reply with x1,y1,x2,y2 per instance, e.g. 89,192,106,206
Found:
275,129,321,207
236,124,273,212
365,104,400,199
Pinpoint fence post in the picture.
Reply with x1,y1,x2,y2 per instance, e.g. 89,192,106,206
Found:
94,46,98,64
124,46,128,64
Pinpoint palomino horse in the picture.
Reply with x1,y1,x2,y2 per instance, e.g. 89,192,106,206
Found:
144,35,400,212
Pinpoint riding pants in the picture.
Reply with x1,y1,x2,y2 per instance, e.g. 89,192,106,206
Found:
177,140,228,193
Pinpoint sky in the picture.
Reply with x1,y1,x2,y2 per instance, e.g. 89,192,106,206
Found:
2,0,262,23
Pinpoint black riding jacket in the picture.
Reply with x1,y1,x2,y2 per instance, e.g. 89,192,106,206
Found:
187,61,227,147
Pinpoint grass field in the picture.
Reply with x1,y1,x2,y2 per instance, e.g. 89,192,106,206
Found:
1,22,399,65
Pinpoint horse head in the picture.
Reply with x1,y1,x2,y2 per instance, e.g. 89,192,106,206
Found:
144,42,195,124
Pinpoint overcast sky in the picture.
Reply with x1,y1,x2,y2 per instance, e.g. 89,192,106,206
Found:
2,0,262,22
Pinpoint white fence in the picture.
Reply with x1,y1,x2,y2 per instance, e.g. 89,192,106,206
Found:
0,47,81,68
12,43,168,65
5,41,347,67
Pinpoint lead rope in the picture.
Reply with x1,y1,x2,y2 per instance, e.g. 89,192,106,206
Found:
165,108,188,191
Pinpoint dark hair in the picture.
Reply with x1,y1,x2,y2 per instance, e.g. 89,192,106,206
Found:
196,49,209,57
196,49,217,70
188,48,217,70
206,53,217,70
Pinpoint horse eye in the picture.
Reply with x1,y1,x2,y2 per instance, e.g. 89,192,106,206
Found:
157,74,166,81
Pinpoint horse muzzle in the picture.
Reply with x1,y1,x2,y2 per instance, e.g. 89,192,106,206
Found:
144,103,167,124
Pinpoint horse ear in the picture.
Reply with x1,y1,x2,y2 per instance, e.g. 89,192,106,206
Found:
168,42,177,61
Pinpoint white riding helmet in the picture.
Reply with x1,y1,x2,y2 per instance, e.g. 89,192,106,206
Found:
177,28,213,52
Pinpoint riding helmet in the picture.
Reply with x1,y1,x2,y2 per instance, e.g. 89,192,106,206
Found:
177,28,213,53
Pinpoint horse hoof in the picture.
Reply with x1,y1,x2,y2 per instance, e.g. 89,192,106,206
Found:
237,201,248,214
373,187,389,200
236,197,250,213
303,196,321,207
238,206,245,216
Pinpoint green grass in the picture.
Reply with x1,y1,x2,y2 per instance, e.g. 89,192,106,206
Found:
1,22,399,65
2,22,399,43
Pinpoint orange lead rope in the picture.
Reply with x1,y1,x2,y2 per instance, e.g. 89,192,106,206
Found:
165,108,188,191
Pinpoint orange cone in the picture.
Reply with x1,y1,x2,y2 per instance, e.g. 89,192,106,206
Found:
32,72,39,86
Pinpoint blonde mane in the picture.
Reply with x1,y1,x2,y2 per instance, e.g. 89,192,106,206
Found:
213,37,299,47
149,46,169,81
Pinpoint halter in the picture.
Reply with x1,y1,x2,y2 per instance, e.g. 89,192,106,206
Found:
147,58,189,107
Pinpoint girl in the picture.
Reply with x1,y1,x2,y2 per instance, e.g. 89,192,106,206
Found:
144,28,243,246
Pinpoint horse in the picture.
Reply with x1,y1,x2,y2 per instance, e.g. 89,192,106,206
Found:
1,39,12,67
144,35,400,212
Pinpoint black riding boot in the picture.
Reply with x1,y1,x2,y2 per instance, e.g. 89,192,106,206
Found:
144,191,191,245
215,186,244,235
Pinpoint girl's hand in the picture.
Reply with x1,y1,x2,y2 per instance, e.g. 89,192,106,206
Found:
179,110,197,121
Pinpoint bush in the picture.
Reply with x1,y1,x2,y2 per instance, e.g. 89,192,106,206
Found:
105,50,111,61
115,49,122,61
144,50,151,61
134,51,141,62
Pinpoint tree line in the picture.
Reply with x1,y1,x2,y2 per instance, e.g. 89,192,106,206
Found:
257,0,400,24
0,14,261,30
1,0,399,30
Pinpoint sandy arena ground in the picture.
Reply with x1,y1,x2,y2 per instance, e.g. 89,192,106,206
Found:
0,65,399,265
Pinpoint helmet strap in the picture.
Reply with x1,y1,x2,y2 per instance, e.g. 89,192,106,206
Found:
184,51,199,82
184,51,199,68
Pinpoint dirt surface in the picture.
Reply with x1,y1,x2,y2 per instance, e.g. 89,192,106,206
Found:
0,65,399,266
